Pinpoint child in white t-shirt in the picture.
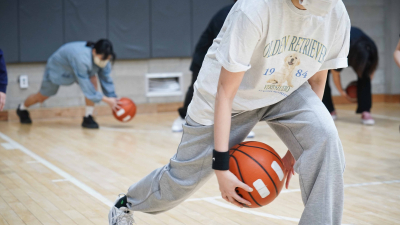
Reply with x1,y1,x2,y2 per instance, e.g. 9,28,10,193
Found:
109,0,350,224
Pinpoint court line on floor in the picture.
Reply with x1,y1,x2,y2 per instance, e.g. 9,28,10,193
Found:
1,130,398,223
204,197,299,222
186,179,400,202
1,142,17,150
187,180,399,224
337,109,400,121
0,131,299,223
100,126,168,133
203,198,353,225
0,131,114,207
52,178,70,183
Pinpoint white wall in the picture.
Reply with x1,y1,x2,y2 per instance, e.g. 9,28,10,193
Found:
4,58,192,110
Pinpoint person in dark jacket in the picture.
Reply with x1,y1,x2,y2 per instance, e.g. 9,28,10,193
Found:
323,26,378,125
0,49,7,111
171,1,257,137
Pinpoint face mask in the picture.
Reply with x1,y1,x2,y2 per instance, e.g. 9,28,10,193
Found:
93,55,110,68
300,0,339,16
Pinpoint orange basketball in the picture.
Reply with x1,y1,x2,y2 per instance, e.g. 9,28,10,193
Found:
112,98,136,122
346,81,358,100
229,141,286,208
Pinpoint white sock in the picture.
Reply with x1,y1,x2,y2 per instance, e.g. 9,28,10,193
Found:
19,103,27,110
85,106,94,117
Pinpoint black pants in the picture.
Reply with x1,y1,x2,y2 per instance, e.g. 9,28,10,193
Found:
322,73,372,114
178,71,199,119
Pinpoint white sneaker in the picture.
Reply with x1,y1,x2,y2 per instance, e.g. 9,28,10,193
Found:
109,194,135,225
172,117,185,132
247,131,255,138
361,112,375,125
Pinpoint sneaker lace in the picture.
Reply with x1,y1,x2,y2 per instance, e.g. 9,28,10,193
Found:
114,209,135,225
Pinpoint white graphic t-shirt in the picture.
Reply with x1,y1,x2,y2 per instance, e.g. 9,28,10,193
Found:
188,0,351,125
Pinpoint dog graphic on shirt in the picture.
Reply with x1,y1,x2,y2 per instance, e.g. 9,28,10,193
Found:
267,53,301,87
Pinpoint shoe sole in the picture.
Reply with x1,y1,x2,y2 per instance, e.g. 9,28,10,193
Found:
362,122,375,125
82,125,99,129
362,120,375,125
108,206,116,225
109,195,122,225
171,127,183,132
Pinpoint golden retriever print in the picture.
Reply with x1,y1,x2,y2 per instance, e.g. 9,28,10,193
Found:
266,53,301,87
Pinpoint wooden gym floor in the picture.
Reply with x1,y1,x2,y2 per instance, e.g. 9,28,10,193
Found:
0,103,399,225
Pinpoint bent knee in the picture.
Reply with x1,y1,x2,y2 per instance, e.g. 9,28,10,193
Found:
313,123,343,156
310,122,340,145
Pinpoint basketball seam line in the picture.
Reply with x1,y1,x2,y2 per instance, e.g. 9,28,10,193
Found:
238,143,282,164
237,143,283,165
231,148,279,196
231,155,262,207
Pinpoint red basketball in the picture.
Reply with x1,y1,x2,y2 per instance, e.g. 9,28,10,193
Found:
346,81,357,100
229,141,286,208
112,98,136,122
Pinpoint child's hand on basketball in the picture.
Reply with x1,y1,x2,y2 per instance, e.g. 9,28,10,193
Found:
215,170,253,208
282,150,296,189
104,97,121,112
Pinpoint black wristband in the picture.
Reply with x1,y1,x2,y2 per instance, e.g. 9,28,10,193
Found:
212,150,230,171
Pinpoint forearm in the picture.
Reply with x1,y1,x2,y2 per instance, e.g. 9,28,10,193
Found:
331,70,344,94
393,40,400,68
214,67,245,152
311,83,325,100
81,87,102,103
90,76,98,91
75,72,103,103
214,88,234,152
99,72,117,98
101,84,117,98
102,96,113,103
308,70,328,100
394,50,400,68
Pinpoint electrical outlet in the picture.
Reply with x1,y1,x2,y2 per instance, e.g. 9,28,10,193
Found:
19,75,29,89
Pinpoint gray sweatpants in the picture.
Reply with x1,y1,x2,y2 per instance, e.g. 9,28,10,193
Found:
126,83,345,225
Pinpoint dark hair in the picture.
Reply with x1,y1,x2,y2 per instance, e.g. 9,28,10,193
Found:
348,37,378,79
86,39,116,63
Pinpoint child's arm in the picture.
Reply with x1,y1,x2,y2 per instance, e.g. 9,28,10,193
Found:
308,70,328,100
214,67,244,152
214,67,253,208
393,39,400,68
331,70,345,97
